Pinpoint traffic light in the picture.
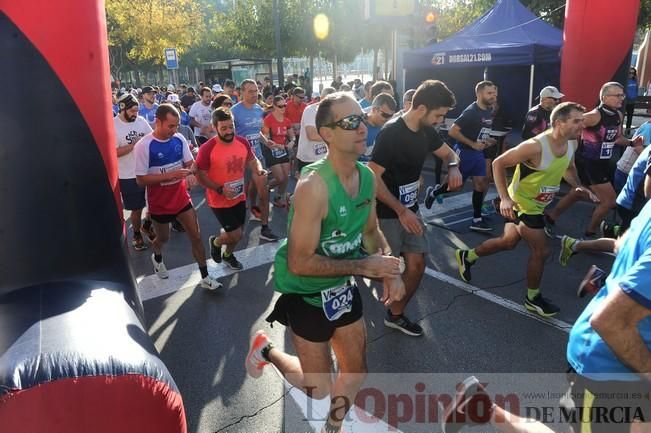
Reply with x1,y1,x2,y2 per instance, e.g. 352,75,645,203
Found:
425,9,439,45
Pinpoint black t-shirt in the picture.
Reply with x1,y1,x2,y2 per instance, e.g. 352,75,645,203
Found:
371,116,444,219
522,104,551,140
454,102,493,149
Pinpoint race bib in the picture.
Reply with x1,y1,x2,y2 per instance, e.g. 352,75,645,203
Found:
314,142,327,156
246,133,263,160
600,142,615,159
271,146,288,159
534,185,560,204
321,280,356,321
159,160,184,186
477,127,492,143
225,178,244,198
398,180,420,208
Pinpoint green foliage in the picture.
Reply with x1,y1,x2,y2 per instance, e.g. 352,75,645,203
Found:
106,0,651,75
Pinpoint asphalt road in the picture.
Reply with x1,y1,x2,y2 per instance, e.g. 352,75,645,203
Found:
128,161,615,433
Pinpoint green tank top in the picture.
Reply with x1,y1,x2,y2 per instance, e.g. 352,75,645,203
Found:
508,135,575,215
274,159,374,307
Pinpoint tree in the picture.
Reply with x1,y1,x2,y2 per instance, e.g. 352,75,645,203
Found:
105,0,205,77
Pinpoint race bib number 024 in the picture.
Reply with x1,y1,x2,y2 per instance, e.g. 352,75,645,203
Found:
321,281,356,321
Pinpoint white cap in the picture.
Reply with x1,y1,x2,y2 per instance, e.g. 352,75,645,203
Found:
212,84,224,93
166,94,180,103
167,84,175,92
539,86,564,99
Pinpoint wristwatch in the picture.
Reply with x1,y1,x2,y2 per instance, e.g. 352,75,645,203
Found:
216,185,224,194
448,161,459,167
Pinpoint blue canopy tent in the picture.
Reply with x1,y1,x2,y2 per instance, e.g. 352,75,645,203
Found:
403,0,562,128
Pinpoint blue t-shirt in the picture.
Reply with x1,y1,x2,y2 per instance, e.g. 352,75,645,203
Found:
567,200,651,381
180,110,190,127
231,102,264,158
453,102,493,150
112,104,119,116
139,104,159,124
626,78,638,102
359,99,371,109
617,144,651,210
359,122,382,162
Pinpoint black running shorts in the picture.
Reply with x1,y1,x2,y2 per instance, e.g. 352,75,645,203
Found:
150,203,193,224
513,211,545,229
262,144,290,167
211,201,246,232
576,157,611,186
265,286,363,343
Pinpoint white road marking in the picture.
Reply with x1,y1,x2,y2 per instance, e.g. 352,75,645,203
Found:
424,267,573,333
137,242,280,301
419,189,497,223
273,367,403,433
138,240,572,334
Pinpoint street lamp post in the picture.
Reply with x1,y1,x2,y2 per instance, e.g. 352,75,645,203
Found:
273,0,284,88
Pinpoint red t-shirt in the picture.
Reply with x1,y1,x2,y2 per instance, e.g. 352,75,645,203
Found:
285,101,307,125
263,114,293,144
196,136,254,208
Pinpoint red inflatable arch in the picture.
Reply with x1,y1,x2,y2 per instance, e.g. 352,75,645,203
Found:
0,1,187,431
561,0,640,107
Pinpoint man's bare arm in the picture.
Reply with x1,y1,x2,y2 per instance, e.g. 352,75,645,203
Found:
591,284,651,381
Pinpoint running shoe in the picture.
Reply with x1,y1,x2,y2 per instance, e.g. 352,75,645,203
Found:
543,213,555,238
209,235,222,263
200,275,223,291
600,221,621,239
524,294,560,317
141,219,157,242
260,226,280,242
439,376,494,433
250,205,262,222
222,252,244,271
272,196,286,208
424,184,443,210
171,220,185,232
559,235,578,267
455,249,474,282
383,311,423,337
469,219,492,232
245,330,272,378
151,254,168,279
132,233,147,251
480,203,493,217
577,265,606,298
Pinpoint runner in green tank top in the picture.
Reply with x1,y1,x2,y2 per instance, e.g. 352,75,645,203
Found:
245,93,405,433
455,102,595,318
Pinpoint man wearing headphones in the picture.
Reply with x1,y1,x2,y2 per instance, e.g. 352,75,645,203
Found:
114,93,155,250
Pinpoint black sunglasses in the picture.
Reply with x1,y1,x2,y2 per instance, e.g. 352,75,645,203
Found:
379,110,394,119
276,104,287,108
324,114,366,130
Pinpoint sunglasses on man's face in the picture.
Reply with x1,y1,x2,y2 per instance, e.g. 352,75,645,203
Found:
324,114,366,130
276,104,287,108
379,110,394,119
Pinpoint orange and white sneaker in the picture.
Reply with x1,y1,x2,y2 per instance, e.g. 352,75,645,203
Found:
245,330,272,378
